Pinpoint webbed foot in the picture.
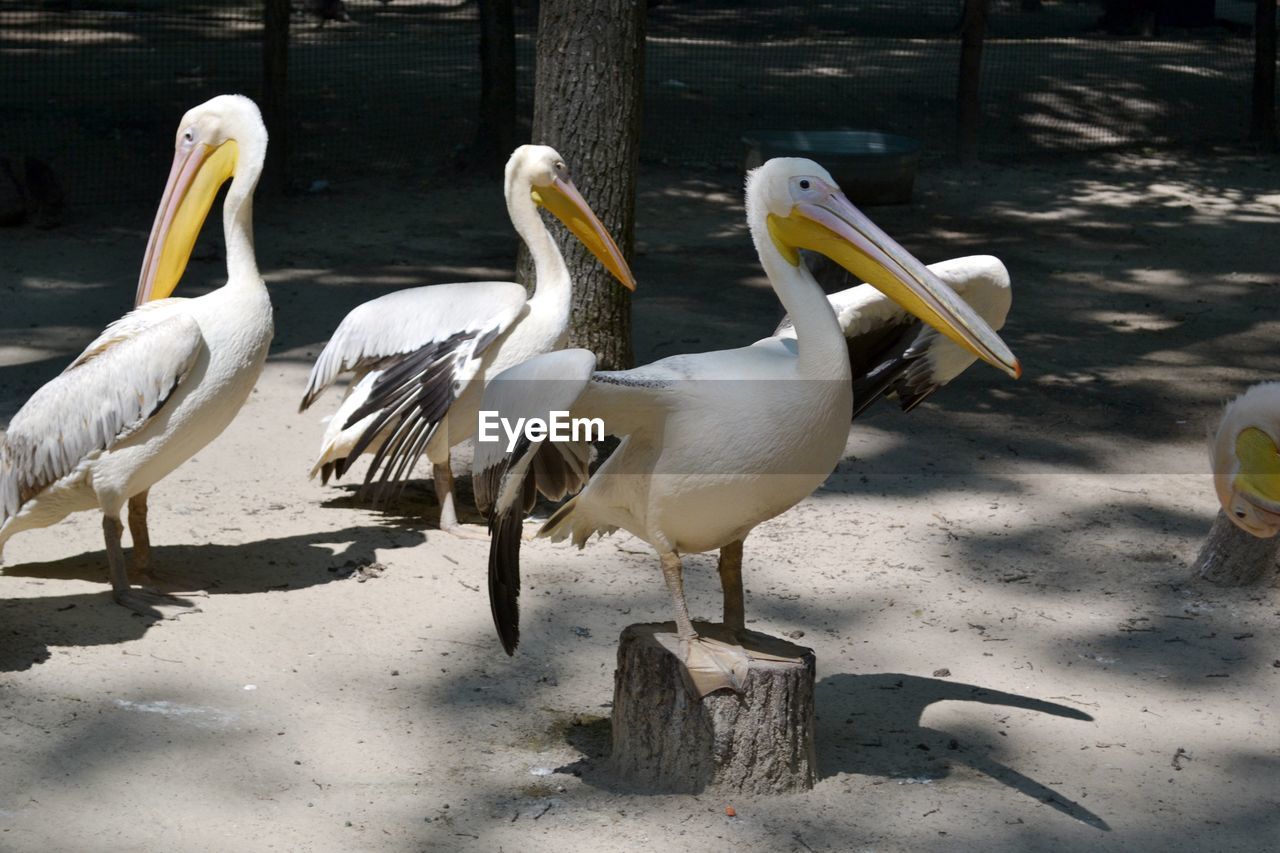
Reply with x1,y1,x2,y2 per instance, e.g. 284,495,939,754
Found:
654,623,812,698
439,521,491,541
653,632,751,697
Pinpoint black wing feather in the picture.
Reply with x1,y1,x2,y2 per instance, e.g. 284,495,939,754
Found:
486,434,535,655
488,503,524,655
338,329,478,502
848,318,923,420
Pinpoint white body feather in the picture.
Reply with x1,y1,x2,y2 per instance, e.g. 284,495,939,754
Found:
545,345,851,555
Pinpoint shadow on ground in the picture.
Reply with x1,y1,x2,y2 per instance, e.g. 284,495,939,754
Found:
0,522,424,672
817,672,1107,830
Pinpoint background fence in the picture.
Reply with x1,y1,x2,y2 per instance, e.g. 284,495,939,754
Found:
0,0,1268,206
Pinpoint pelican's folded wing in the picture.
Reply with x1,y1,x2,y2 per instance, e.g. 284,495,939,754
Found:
472,348,598,655
1,309,202,524
301,281,529,499
299,281,528,410
774,255,1012,419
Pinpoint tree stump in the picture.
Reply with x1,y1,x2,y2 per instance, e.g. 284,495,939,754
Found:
610,622,817,794
1192,510,1280,586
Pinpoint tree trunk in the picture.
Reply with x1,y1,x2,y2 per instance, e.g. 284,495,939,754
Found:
1192,510,1280,585
262,0,290,194
610,623,817,794
956,0,989,165
475,0,518,169
1252,0,1277,151
517,0,645,369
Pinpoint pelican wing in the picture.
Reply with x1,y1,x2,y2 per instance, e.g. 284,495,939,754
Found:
299,281,528,410
775,255,1012,419
472,348,598,654
1,306,202,523
301,281,528,498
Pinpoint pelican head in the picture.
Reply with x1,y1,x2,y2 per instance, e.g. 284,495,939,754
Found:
136,94,268,306
505,144,636,290
748,157,1020,379
1212,383,1280,538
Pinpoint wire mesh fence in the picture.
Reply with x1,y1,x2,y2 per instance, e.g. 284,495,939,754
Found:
0,0,1267,208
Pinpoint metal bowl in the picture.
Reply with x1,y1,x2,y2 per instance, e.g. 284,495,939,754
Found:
742,130,922,206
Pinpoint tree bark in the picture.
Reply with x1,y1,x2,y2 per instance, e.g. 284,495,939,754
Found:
1251,0,1277,151
517,0,645,369
262,0,290,194
956,0,989,165
1192,510,1280,585
610,623,817,794
475,0,518,168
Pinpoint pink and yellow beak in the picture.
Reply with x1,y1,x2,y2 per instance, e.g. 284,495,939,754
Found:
532,176,636,291
135,137,239,306
767,183,1020,379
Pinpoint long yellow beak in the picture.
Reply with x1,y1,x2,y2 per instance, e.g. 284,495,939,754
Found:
533,176,636,290
135,138,239,306
768,190,1020,379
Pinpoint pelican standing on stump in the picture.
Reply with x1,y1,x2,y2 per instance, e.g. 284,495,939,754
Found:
299,145,635,536
1211,382,1280,537
772,254,1012,419
474,159,1020,697
0,95,273,617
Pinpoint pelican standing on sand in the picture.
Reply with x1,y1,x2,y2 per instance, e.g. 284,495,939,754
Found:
772,254,1012,419
474,158,1020,696
0,94,273,617
1211,382,1280,537
299,145,635,535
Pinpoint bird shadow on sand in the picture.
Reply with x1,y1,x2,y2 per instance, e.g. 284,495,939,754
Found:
317,475,489,528
0,522,424,672
555,670,1106,832
817,672,1109,831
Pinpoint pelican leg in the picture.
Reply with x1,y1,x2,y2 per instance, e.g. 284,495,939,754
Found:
125,490,201,590
717,539,745,633
660,551,697,640
434,460,486,540
127,490,151,576
659,551,750,698
105,514,195,619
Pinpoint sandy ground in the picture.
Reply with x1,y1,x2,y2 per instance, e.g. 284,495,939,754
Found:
1,154,1278,852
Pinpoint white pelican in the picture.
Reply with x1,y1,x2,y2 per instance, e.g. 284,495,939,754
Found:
0,94,272,617
773,254,1012,419
1211,382,1280,537
473,158,1019,696
299,145,634,535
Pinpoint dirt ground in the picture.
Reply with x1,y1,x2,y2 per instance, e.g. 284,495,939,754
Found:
1,152,1278,852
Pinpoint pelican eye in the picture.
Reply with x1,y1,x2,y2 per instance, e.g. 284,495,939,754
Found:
183,129,195,142
1236,509,1247,519
799,179,810,190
